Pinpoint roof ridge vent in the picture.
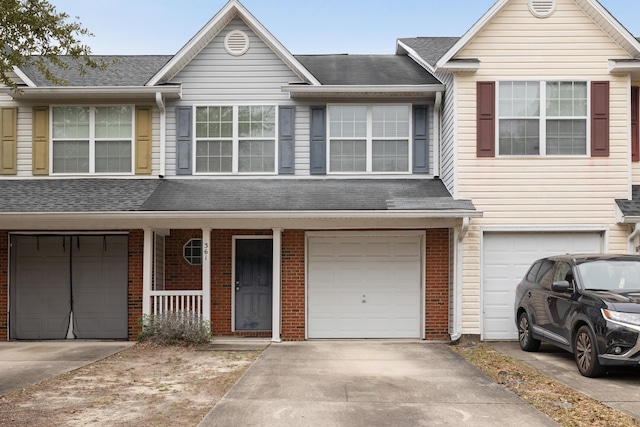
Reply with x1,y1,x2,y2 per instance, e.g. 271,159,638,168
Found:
529,0,556,18
224,30,250,56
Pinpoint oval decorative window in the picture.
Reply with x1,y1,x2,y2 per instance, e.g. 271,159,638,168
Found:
224,30,250,56
529,0,556,18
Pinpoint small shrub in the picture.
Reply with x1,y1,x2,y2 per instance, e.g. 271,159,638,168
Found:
138,311,212,345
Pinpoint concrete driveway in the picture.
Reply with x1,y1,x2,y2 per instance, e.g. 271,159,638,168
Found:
199,341,556,426
0,341,133,396
492,341,640,421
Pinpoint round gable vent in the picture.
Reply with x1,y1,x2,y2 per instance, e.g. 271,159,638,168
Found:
529,0,556,18
224,30,250,56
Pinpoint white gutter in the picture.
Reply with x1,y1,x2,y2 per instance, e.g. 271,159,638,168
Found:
451,216,470,342
282,84,445,98
1,85,182,100
156,92,167,178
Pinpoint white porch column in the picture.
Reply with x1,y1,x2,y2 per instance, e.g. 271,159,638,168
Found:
202,228,212,322
272,228,282,343
142,228,153,316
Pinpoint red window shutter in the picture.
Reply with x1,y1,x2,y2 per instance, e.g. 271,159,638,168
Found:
632,87,639,162
477,81,496,157
591,81,610,157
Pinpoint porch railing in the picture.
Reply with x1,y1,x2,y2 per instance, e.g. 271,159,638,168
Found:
149,290,204,318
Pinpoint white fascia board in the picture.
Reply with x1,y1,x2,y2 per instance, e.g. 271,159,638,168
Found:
146,0,320,87
608,59,640,74
436,61,480,73
282,84,446,98
3,85,182,100
11,66,36,87
0,209,482,221
435,0,510,69
578,0,640,58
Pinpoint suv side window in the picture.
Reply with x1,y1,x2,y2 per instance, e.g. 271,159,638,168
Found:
554,262,574,287
526,261,543,282
536,259,556,289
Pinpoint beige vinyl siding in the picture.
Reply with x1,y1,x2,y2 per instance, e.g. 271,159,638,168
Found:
633,79,640,184
453,0,633,335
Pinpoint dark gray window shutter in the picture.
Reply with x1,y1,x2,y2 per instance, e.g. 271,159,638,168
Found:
176,107,192,175
278,106,295,174
413,105,429,174
309,106,326,175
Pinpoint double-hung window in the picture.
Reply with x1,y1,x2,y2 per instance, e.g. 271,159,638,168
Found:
328,104,410,173
498,81,587,156
195,105,276,174
52,106,134,174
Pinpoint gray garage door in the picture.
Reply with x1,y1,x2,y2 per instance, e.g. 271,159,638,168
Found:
10,235,128,340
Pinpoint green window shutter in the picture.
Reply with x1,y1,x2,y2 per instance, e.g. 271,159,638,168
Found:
1,108,17,175
175,107,192,175
278,106,295,174
32,107,49,175
135,107,153,174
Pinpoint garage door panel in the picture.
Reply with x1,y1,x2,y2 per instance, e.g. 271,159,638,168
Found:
308,235,422,339
483,232,602,340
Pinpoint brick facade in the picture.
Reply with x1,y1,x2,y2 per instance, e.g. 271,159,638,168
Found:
1,228,451,342
425,229,451,340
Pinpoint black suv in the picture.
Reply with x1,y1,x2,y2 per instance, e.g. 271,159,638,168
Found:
514,254,640,377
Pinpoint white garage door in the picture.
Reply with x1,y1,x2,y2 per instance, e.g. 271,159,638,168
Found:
482,232,602,340
308,234,422,339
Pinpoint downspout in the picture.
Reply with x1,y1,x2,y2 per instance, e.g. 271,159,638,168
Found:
434,91,442,177
451,216,469,342
629,223,640,254
155,92,166,178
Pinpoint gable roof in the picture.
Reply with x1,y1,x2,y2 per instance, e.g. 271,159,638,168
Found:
20,56,172,87
147,0,320,86
396,37,461,71
295,55,441,86
431,0,640,71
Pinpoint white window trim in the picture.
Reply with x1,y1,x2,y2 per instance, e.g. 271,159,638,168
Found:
50,105,135,175
326,103,413,175
496,80,590,158
193,104,279,175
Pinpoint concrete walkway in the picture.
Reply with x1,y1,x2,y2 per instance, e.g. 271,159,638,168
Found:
0,341,133,396
492,341,640,421
199,341,557,426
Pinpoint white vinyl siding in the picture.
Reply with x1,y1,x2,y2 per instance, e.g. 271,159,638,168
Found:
451,0,632,335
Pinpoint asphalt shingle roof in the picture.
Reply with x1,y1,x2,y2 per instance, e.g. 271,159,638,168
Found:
616,186,640,217
295,55,441,86
20,56,173,86
0,179,162,212
398,37,461,67
0,179,476,214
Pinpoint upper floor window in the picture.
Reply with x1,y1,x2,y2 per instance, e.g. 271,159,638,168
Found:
328,105,411,173
52,106,133,174
498,81,587,156
195,105,276,174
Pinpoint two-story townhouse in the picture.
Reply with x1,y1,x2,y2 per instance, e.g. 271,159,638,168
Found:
399,0,640,341
0,0,480,342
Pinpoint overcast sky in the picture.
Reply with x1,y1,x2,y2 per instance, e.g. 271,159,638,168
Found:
47,0,640,55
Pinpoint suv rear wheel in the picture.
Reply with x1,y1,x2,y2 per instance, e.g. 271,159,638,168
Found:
517,311,541,352
574,325,605,377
